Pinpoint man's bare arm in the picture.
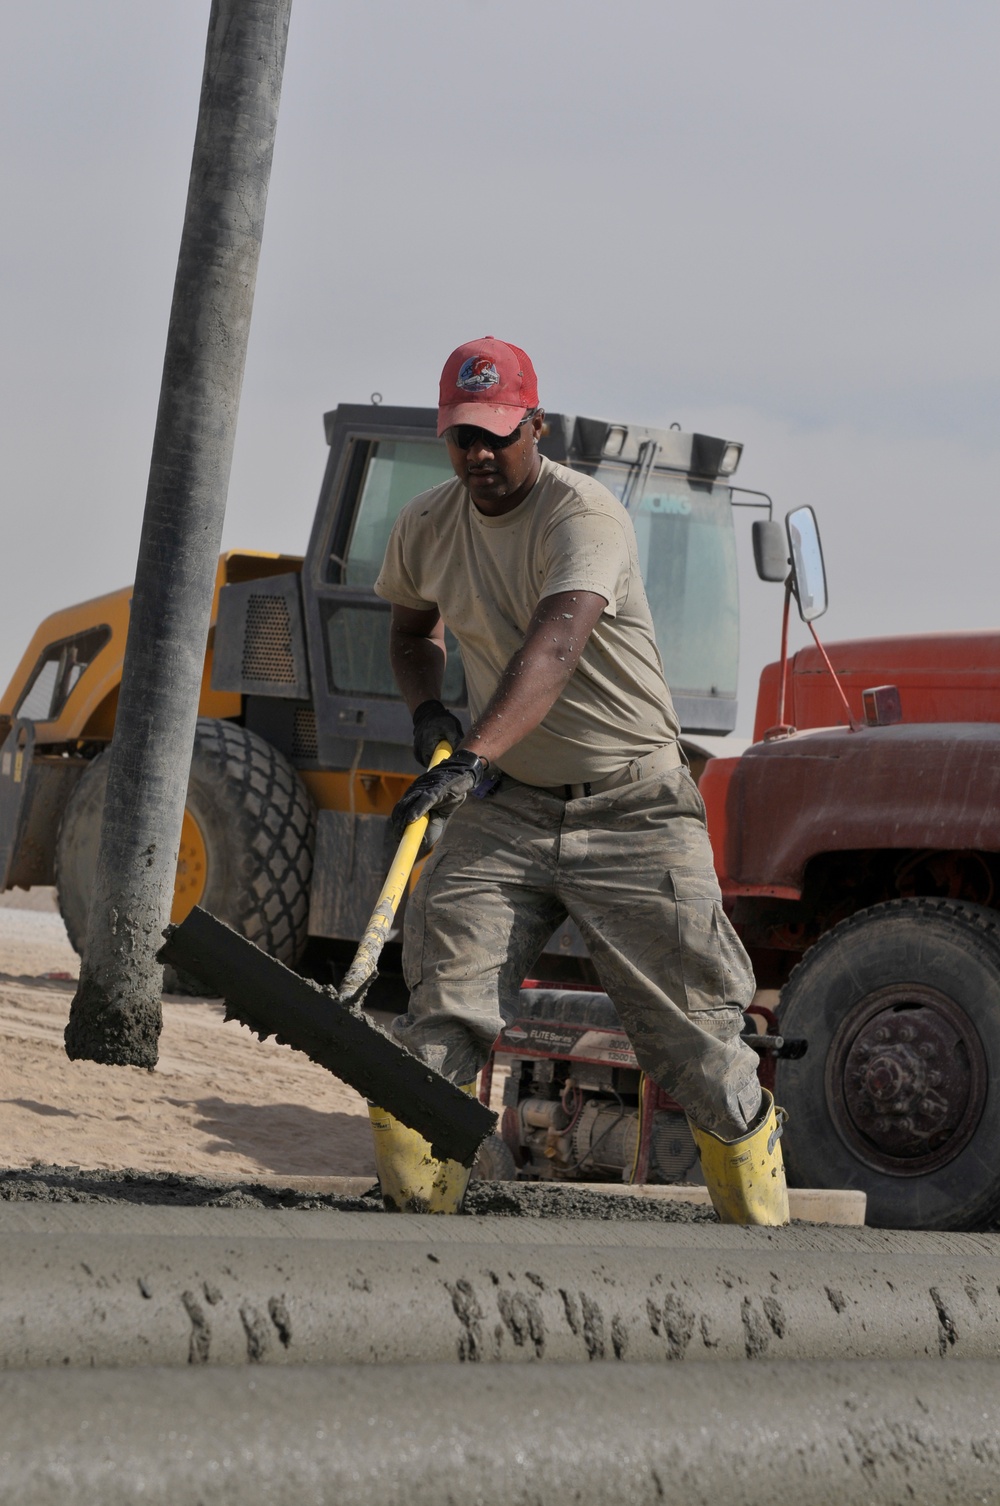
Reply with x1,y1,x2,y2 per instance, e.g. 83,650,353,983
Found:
462,589,607,766
389,604,448,712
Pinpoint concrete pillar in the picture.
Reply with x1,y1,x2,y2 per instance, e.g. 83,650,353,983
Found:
65,0,292,1067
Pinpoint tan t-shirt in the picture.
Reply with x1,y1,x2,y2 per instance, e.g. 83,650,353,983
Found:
374,456,680,785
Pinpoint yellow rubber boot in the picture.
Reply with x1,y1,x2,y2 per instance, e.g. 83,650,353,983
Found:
689,1089,790,1226
368,1084,477,1214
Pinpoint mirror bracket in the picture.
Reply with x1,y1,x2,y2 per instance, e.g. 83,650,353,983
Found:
759,513,862,739
760,581,798,741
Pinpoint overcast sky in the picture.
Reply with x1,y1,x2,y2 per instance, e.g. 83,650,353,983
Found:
2,0,997,733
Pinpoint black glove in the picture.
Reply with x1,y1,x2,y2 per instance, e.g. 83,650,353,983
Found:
389,750,488,846
412,699,465,768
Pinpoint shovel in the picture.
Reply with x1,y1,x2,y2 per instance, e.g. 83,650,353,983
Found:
158,740,496,1165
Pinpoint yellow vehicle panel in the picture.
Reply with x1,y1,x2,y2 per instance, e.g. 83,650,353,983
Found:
1,552,303,745
298,769,414,819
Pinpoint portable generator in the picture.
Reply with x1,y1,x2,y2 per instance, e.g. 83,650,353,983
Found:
476,985,805,1184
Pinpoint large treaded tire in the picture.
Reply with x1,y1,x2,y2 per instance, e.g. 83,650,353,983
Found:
776,897,1000,1231
55,718,315,989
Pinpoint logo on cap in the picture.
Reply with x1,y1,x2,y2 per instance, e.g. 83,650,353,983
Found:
456,356,500,393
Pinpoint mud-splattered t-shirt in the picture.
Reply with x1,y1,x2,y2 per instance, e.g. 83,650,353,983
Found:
374,456,680,786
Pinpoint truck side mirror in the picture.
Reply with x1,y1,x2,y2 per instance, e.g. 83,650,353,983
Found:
751,519,788,582
785,505,828,622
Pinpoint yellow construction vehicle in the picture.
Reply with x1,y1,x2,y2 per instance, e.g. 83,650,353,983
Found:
0,402,750,1000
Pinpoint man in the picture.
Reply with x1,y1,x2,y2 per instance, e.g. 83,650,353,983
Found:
371,336,788,1224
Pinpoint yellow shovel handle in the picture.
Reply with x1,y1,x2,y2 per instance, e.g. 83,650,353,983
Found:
337,740,453,1000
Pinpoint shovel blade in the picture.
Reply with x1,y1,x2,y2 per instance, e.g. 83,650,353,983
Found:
158,907,495,1166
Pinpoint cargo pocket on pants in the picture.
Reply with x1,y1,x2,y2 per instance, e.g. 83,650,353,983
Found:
666,870,753,1017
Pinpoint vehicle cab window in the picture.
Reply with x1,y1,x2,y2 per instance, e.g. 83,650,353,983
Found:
593,465,738,704
329,440,454,587
319,436,464,703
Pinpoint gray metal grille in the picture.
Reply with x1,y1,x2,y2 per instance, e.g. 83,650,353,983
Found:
651,1112,699,1181
242,594,296,683
292,707,318,760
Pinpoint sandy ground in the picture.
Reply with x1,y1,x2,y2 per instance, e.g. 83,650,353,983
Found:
0,888,379,1179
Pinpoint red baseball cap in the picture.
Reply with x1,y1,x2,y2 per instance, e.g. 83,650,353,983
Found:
437,336,539,437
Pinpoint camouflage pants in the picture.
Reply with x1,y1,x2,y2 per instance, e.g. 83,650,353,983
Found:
391,766,761,1139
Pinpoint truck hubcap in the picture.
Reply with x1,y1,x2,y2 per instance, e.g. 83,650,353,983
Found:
828,985,987,1175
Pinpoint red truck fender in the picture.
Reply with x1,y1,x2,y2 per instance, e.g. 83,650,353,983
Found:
702,722,1000,901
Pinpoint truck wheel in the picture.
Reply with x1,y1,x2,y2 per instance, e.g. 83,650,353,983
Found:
775,898,1000,1230
55,718,315,990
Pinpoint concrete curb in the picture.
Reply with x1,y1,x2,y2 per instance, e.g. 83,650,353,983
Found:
2,1359,1000,1504
3,1221,999,1368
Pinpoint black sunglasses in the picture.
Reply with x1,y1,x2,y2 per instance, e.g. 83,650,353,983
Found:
446,414,534,452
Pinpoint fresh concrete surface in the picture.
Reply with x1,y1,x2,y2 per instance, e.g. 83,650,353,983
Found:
1,1359,999,1505
242,1173,868,1225
1,1212,999,1368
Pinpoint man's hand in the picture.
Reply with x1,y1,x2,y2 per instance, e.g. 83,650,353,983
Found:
411,699,464,768
388,750,489,847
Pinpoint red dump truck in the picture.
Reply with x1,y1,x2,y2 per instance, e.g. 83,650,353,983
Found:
702,623,1000,1229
